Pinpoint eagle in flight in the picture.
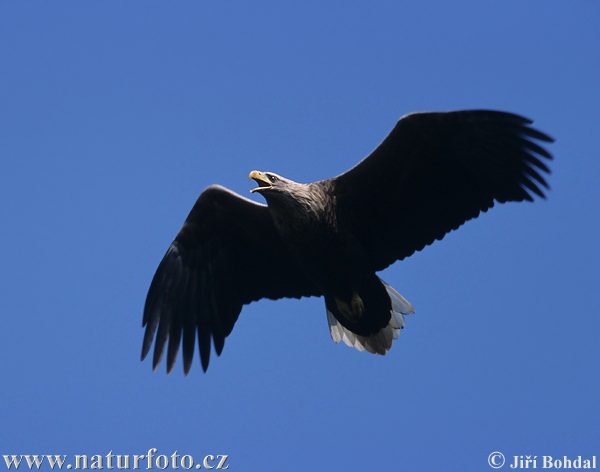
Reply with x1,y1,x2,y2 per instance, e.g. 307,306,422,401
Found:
142,110,553,374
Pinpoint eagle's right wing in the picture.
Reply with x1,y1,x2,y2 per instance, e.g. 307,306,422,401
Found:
332,110,553,272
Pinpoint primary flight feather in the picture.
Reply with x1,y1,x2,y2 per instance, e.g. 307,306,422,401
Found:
142,109,553,374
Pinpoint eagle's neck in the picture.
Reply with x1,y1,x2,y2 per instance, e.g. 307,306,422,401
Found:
266,182,336,241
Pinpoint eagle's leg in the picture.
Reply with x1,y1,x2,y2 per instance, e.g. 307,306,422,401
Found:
334,291,365,321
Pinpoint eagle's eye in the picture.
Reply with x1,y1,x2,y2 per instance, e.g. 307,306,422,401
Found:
268,175,278,183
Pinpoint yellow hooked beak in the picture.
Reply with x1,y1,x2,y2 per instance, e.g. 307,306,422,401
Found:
249,170,272,193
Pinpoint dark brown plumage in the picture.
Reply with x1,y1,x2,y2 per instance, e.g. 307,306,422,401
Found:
142,109,553,374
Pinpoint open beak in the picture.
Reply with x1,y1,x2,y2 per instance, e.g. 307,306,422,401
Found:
249,170,271,193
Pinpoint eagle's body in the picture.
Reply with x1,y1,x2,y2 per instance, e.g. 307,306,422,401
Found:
253,173,407,351
142,110,554,374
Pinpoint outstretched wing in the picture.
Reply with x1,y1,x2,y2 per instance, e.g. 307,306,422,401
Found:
332,110,554,271
142,185,320,374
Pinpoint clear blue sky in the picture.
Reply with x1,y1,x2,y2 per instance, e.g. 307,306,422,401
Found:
1,1,599,471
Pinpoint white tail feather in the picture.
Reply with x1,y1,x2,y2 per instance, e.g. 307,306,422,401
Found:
326,279,414,355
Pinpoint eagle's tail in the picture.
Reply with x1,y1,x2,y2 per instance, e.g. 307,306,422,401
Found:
326,279,415,355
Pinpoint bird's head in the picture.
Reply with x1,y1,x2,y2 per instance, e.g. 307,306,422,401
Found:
248,170,287,195
248,170,321,221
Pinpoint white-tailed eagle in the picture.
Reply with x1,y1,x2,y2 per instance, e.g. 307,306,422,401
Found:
142,110,553,374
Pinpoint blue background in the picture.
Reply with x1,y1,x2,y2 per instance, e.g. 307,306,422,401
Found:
2,1,598,470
